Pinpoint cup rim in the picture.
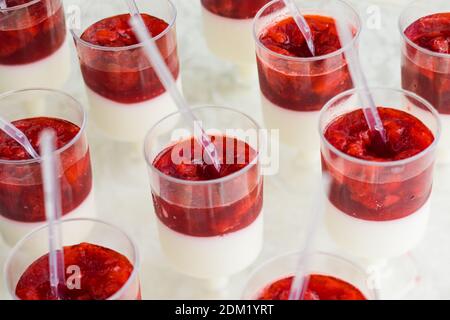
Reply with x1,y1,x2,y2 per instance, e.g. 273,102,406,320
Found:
0,0,41,12
253,0,362,63
70,0,177,52
3,217,141,301
144,105,262,186
243,250,375,300
318,87,442,168
0,88,88,166
399,0,450,60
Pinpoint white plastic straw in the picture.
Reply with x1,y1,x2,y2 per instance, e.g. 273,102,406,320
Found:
288,175,329,300
126,1,222,172
334,10,387,143
40,130,65,299
0,117,39,159
283,0,315,56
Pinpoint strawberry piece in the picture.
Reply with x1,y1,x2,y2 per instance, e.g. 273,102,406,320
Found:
15,243,135,300
258,275,366,300
324,107,435,221
151,136,262,237
201,0,271,19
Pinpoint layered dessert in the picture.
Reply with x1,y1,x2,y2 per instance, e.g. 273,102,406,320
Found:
75,13,180,142
201,0,270,68
0,117,94,245
256,15,353,161
0,0,70,92
257,275,366,300
151,135,263,280
322,107,435,260
401,12,450,162
15,242,140,300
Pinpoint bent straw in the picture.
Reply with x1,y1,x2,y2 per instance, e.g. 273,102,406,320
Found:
334,10,387,143
0,116,39,159
40,130,65,299
282,0,315,56
126,1,222,172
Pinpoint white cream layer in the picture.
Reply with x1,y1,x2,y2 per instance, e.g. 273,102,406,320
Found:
261,94,321,163
157,213,263,279
0,39,71,93
0,190,96,246
86,78,182,143
201,7,257,66
326,198,430,261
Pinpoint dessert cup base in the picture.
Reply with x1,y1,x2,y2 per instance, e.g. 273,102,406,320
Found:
204,277,230,292
364,254,419,299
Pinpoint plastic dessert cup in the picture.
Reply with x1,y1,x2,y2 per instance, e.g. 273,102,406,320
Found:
0,0,71,92
0,89,95,246
243,251,375,300
400,0,450,164
201,0,271,74
4,218,141,300
71,0,181,143
253,0,360,166
319,87,440,298
145,106,264,290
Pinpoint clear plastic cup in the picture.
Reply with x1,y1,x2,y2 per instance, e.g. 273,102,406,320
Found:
201,0,271,73
319,87,440,298
0,0,71,92
71,0,181,143
243,251,376,300
399,0,450,164
144,106,264,289
0,89,95,246
253,0,360,165
4,218,141,300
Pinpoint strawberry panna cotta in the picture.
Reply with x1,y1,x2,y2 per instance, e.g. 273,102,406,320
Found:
258,15,351,112
150,135,264,280
323,107,434,221
0,0,70,91
75,12,180,142
0,117,93,223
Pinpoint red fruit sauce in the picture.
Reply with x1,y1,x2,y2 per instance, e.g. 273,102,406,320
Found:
77,14,179,104
258,275,366,300
402,13,450,114
0,0,66,65
15,243,136,300
201,0,271,19
257,15,353,111
0,117,92,222
323,107,435,221
152,136,263,237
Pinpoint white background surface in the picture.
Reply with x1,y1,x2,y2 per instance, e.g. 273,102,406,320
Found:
1,0,450,300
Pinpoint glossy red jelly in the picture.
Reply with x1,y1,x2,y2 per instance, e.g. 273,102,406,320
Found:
0,0,66,65
78,13,179,104
323,107,434,221
152,136,263,237
201,0,271,19
15,243,135,300
258,275,366,300
0,117,92,222
257,15,353,111
402,13,450,114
